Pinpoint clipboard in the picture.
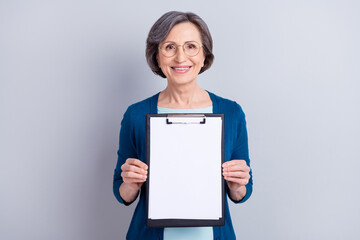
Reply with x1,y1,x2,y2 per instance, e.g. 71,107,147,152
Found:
146,114,225,228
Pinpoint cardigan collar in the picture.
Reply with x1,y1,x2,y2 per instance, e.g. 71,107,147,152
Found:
149,92,159,114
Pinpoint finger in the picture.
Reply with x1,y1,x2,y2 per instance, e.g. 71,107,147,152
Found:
121,164,148,175
223,164,250,173
123,177,146,184
122,159,148,173
123,177,146,183
122,171,147,181
224,176,249,186
122,171,147,180
126,158,148,170
222,160,247,168
223,171,250,179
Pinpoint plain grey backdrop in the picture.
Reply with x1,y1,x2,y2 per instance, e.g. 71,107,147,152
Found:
1,0,359,239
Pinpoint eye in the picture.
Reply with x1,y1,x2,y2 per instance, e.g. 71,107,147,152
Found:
185,42,199,50
164,43,176,50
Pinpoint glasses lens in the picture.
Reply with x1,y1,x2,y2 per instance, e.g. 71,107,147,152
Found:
160,41,201,57
184,41,200,57
160,42,177,57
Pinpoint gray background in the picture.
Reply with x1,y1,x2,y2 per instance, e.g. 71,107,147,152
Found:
1,0,359,239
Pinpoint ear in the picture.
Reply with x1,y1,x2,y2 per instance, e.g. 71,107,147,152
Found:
156,54,160,67
200,48,206,67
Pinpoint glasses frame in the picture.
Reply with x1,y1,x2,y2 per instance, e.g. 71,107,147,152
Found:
158,41,203,58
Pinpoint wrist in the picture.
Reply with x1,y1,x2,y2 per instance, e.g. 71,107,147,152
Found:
119,182,141,204
228,185,246,202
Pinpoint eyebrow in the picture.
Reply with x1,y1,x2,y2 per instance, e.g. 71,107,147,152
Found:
161,40,198,44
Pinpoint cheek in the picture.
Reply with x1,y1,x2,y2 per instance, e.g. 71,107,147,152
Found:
157,55,167,69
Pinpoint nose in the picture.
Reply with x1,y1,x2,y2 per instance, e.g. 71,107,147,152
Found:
174,46,187,62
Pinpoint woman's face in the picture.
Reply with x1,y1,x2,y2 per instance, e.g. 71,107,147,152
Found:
157,22,205,86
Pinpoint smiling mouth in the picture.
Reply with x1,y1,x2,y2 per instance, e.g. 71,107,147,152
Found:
171,66,192,73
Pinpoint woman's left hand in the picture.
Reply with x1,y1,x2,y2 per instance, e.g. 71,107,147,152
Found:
222,160,250,191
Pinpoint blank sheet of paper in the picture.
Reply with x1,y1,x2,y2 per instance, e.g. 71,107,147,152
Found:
148,115,223,221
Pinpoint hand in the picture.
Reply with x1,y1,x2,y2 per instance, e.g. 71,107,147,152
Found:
222,160,250,191
121,158,148,191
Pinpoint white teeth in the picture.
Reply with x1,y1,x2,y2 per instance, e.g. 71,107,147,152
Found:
173,67,190,70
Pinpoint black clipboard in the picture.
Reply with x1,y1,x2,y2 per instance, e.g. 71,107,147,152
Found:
146,114,225,228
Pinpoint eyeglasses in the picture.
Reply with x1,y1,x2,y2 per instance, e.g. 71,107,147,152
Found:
159,41,202,57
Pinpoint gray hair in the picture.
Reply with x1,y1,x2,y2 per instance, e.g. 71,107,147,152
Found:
146,11,214,78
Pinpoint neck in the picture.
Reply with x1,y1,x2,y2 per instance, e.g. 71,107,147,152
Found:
158,81,211,109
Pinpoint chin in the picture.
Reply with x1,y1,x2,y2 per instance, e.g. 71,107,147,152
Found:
168,75,197,85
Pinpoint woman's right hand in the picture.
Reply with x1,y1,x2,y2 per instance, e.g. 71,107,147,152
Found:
121,158,148,191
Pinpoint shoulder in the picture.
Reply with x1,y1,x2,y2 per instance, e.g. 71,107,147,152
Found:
124,93,158,115
208,91,245,118
122,93,158,123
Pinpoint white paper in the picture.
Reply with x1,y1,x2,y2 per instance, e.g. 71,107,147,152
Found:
148,116,222,220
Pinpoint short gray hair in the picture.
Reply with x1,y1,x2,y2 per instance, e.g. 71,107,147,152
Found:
146,11,214,78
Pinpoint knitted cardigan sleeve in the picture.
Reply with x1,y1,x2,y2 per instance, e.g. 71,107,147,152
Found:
113,106,140,206
228,102,253,204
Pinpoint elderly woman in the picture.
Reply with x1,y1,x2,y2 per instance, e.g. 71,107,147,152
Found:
113,11,253,240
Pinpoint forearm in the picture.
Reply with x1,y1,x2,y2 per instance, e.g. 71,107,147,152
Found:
228,185,247,202
119,182,140,203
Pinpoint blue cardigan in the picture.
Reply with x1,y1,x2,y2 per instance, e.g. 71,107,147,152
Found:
113,92,253,240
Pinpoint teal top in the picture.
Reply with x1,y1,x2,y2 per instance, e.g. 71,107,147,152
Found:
158,106,213,240
157,106,213,114
113,91,253,240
